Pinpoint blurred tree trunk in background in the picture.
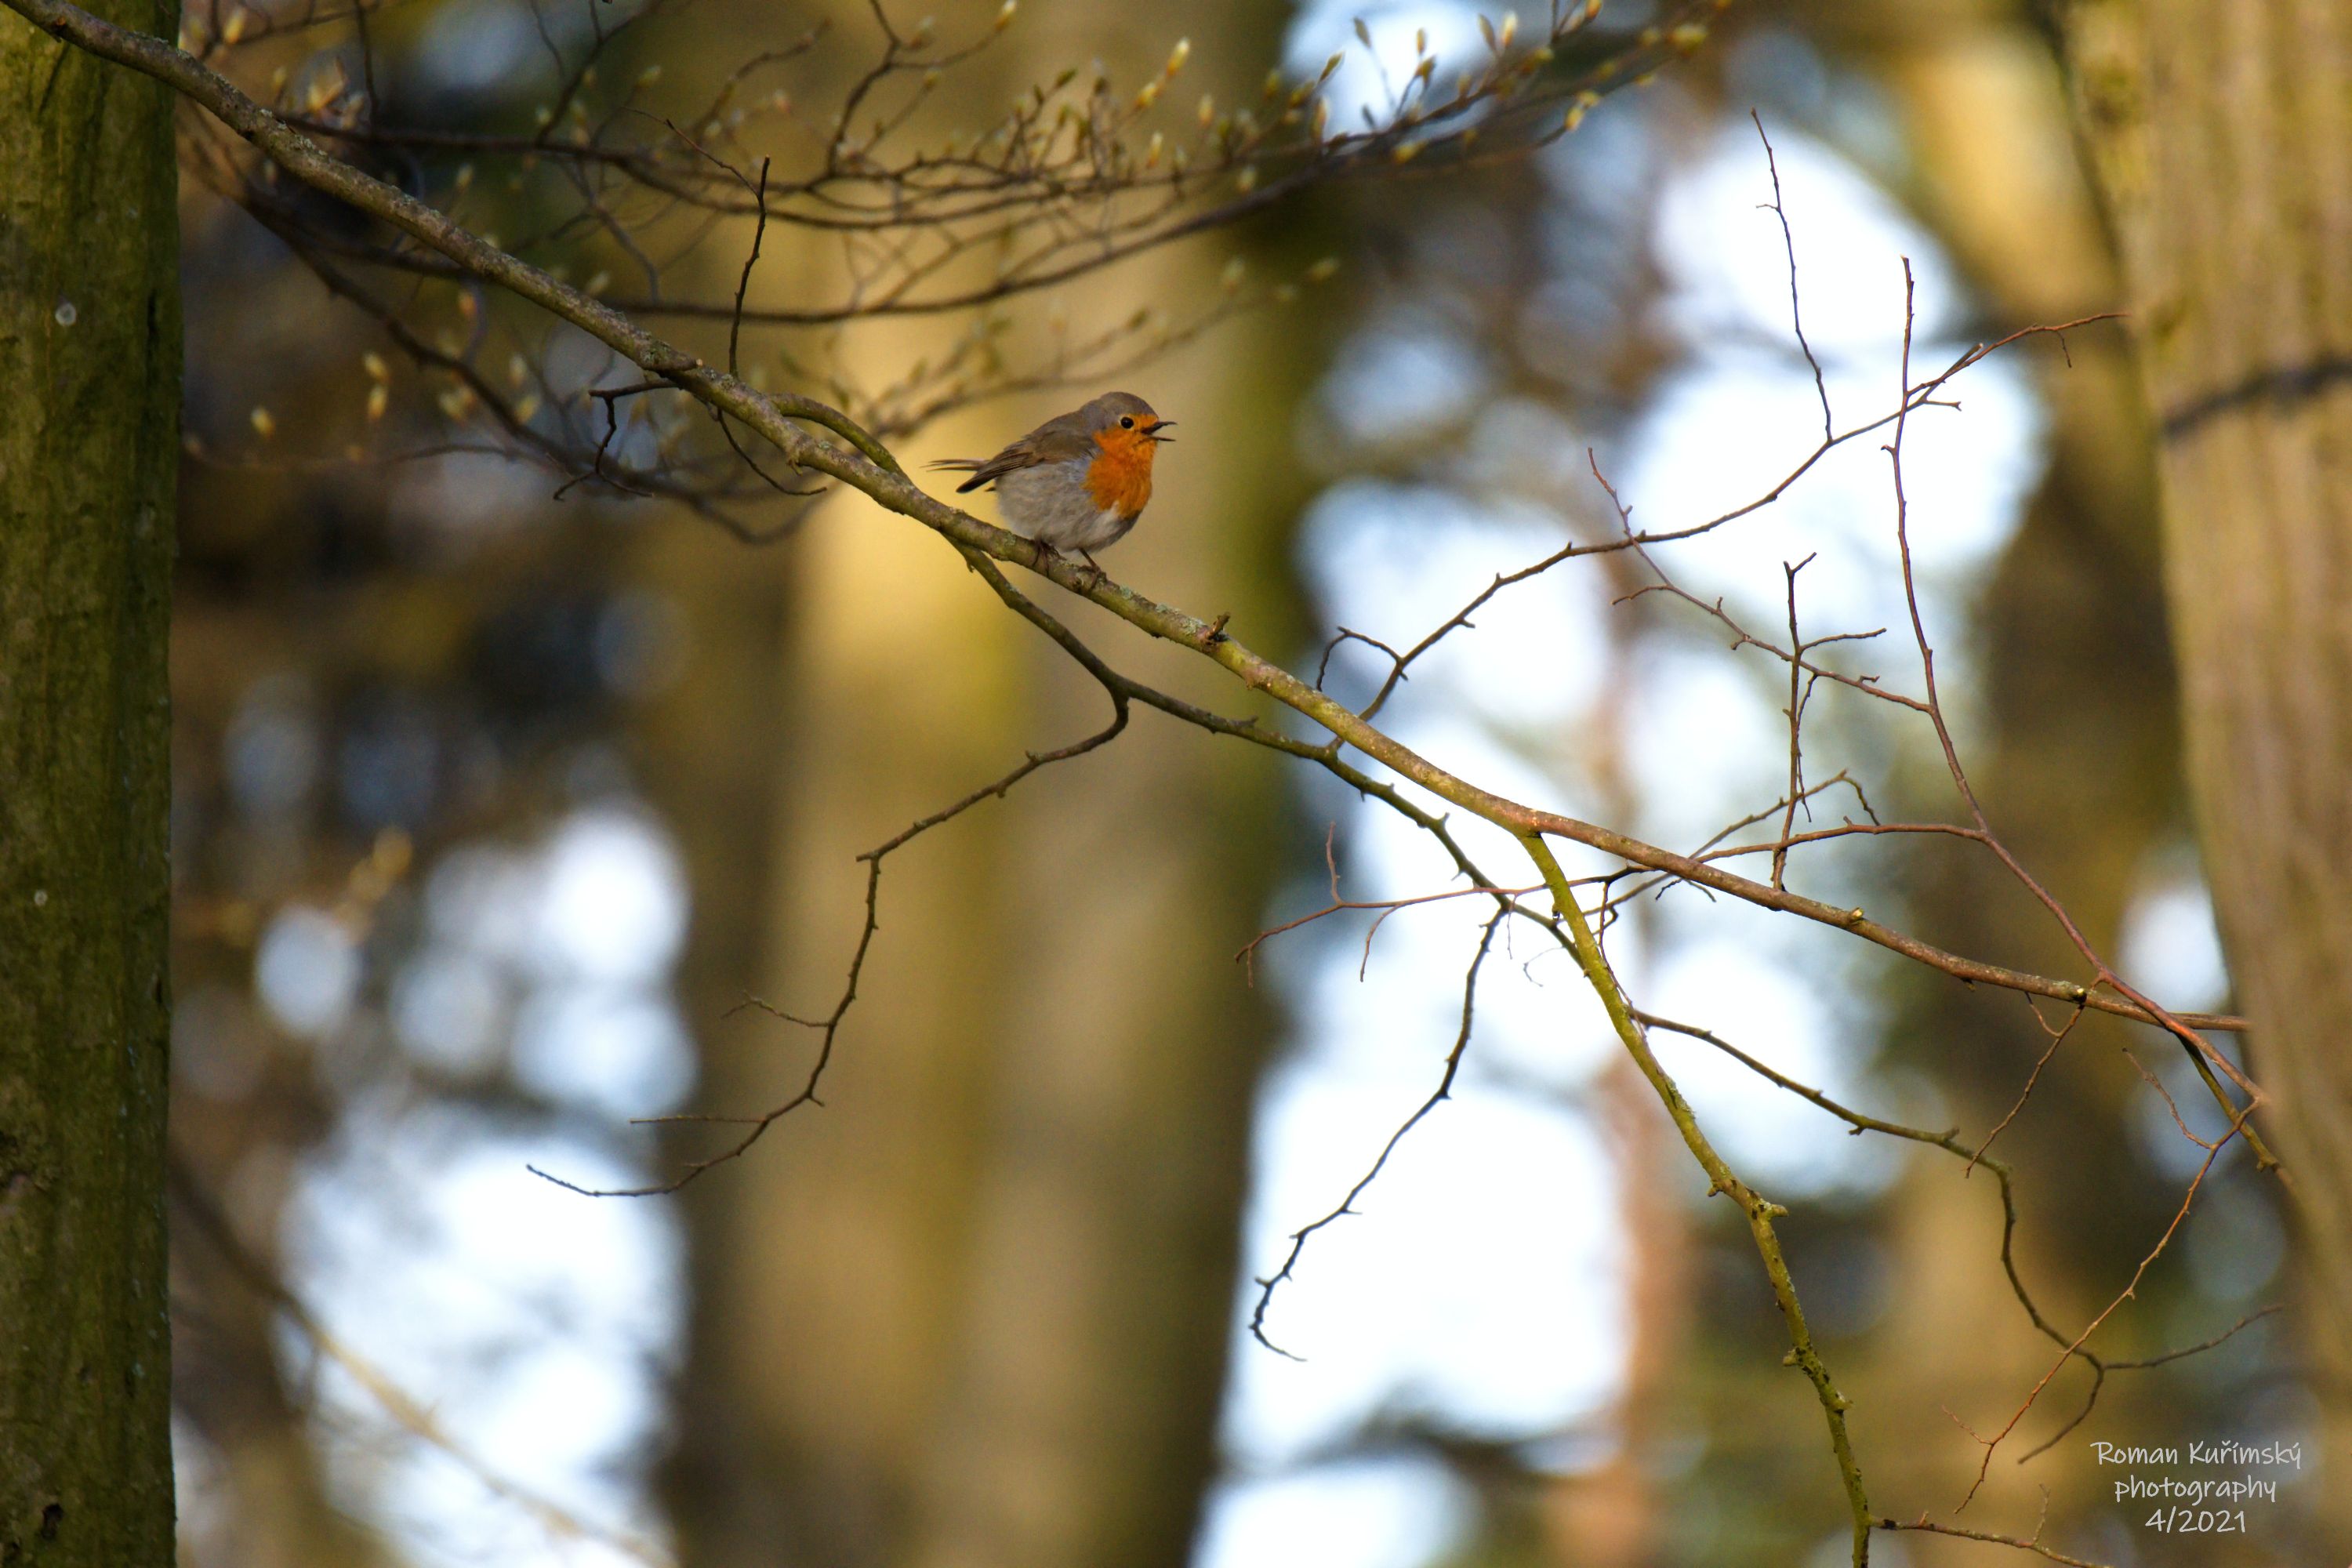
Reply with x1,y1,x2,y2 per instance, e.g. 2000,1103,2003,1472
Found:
1607,6,2192,1542
2059,0,2352,1450
661,8,1308,1566
1796,0,2190,1522
169,1166,405,1568
0,0,179,1559
1800,0,2176,1051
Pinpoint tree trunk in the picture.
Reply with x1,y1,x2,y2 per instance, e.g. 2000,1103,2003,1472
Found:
2058,0,2352,1417
661,15,1306,1568
666,297,1302,1568
0,0,180,1559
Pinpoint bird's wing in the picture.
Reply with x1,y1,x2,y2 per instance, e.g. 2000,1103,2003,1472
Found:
929,412,1094,493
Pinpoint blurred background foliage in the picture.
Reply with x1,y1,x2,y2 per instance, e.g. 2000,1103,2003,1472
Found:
162,2,2328,1566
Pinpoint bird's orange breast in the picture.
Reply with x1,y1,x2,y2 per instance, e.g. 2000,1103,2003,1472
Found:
1084,428,1157,516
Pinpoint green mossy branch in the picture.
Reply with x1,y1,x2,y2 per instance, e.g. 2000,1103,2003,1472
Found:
1519,835,1873,1565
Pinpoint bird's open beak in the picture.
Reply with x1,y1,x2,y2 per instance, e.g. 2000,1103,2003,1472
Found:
1148,419,1177,442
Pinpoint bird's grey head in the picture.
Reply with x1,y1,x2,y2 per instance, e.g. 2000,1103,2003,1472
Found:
1080,390,1174,440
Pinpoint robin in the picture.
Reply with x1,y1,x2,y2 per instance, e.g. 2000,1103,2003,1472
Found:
931,391,1175,565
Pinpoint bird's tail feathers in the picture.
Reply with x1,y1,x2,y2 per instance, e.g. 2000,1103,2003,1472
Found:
927,456,993,493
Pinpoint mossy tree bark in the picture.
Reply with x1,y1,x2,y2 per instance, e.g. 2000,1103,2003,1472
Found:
0,0,180,1559
2057,0,2352,1378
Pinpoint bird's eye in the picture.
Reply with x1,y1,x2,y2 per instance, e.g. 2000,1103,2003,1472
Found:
1119,415,1136,429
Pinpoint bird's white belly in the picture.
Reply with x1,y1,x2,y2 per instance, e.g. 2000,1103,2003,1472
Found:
996,461,1142,553
1058,506,1138,553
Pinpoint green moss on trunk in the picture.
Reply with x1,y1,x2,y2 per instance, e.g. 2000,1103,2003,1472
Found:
0,0,180,1559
